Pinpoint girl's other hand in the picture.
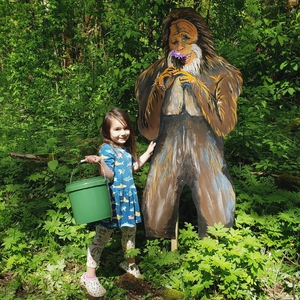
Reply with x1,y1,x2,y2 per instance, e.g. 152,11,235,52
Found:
84,155,101,164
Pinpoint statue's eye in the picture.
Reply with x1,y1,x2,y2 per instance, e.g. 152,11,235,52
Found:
182,35,190,42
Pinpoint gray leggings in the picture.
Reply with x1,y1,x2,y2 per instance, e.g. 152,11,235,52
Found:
86,226,136,268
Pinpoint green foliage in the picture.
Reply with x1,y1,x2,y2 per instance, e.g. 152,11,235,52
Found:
139,167,300,299
141,223,269,299
0,0,299,299
223,4,300,175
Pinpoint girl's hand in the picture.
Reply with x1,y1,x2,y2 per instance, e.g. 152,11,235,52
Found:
84,155,102,164
147,141,156,156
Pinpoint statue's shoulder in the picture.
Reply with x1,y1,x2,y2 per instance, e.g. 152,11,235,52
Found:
140,58,166,78
201,57,242,82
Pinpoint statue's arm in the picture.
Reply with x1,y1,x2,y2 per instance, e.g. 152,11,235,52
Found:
201,67,242,136
135,60,173,140
179,63,243,137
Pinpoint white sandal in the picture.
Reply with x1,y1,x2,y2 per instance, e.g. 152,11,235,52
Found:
80,273,106,297
119,261,141,278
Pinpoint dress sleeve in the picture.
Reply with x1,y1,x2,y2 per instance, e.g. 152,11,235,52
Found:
99,144,115,173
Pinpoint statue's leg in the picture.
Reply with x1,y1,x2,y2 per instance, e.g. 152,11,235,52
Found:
142,118,184,239
185,119,236,237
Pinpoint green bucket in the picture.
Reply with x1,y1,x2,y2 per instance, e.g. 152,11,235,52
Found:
66,176,112,224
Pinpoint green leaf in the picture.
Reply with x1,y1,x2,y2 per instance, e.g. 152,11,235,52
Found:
210,254,231,269
287,87,295,95
292,63,298,71
186,248,202,262
207,222,229,237
190,280,213,295
182,269,202,282
279,61,288,70
48,160,58,171
126,30,131,38
277,35,284,46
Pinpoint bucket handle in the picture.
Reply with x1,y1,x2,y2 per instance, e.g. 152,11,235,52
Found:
69,159,107,183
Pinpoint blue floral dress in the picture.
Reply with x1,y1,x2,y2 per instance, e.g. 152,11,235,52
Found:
95,143,141,229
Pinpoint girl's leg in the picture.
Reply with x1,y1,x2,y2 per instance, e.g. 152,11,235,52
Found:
86,226,113,276
120,226,136,264
81,226,112,297
119,226,141,277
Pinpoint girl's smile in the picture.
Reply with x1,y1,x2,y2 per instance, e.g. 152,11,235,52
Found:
110,118,130,146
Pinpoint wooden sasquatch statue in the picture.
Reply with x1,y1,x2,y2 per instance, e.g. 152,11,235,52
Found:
135,7,243,238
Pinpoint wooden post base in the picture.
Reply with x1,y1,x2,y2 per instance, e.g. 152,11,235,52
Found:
171,216,179,251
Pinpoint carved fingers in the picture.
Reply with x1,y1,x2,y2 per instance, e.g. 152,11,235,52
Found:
155,66,176,90
175,70,197,85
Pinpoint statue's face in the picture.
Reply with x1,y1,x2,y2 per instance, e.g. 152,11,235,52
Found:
168,19,198,66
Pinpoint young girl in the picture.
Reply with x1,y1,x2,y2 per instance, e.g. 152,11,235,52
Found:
80,107,156,298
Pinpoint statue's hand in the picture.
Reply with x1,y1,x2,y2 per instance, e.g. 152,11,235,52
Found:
174,70,197,86
155,66,176,91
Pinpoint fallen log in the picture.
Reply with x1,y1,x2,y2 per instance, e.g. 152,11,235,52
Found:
9,152,51,162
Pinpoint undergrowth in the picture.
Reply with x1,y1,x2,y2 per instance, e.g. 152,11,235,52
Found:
0,165,299,299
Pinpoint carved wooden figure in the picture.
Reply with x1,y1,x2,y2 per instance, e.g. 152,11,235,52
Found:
135,8,243,238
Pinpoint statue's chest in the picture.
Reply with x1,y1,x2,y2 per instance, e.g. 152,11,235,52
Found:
162,77,203,116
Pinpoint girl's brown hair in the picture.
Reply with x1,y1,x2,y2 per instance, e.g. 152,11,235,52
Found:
100,107,137,159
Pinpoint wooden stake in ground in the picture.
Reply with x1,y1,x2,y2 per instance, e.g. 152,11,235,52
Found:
171,216,179,251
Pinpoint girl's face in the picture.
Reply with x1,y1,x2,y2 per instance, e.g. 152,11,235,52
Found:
109,118,130,146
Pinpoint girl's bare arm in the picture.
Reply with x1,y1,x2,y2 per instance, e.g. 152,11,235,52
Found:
133,141,156,171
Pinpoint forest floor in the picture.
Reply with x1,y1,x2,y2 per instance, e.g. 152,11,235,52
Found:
0,271,184,300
